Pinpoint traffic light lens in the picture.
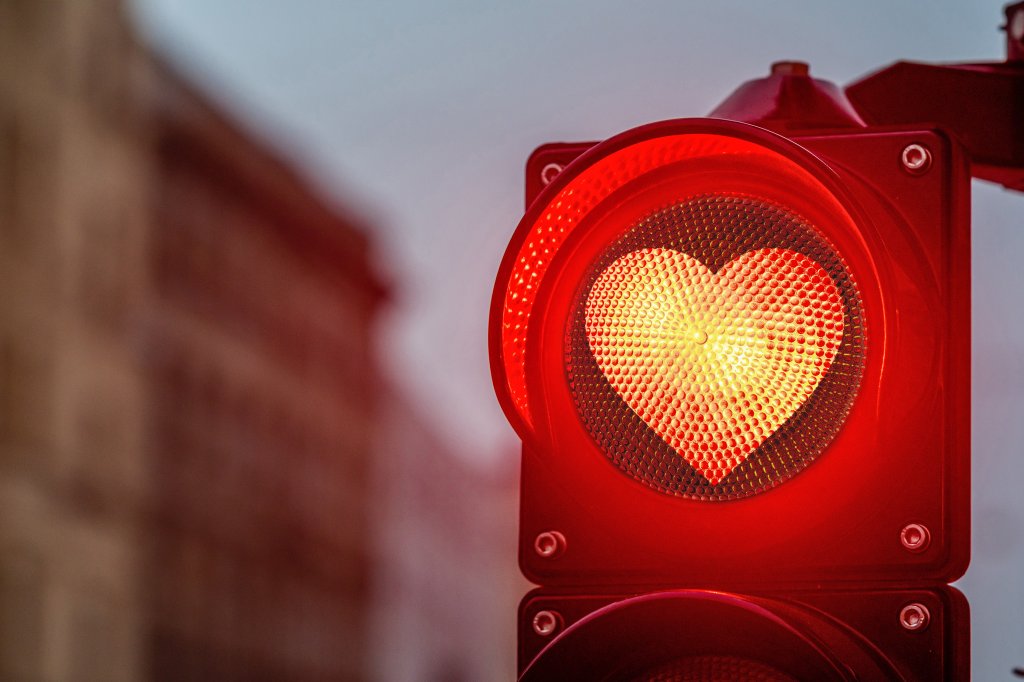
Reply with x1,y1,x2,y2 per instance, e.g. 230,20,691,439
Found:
567,194,864,500
584,246,843,486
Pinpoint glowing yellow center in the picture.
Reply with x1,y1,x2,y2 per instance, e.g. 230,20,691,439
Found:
585,247,844,484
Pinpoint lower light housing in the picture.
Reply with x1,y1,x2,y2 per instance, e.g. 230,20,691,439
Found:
518,587,969,681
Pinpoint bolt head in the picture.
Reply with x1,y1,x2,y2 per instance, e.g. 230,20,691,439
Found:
534,531,566,559
540,162,564,186
899,603,931,631
901,523,931,553
771,61,810,77
901,144,932,174
532,610,563,637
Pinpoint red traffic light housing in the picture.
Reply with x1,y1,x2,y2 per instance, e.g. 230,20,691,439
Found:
484,19,1024,674
492,115,970,588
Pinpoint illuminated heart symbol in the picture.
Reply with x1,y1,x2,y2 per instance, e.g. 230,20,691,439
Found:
585,247,844,485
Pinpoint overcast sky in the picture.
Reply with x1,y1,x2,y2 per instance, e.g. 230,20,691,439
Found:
129,1,1023,677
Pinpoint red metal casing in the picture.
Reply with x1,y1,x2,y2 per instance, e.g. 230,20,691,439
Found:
489,118,971,589
846,59,1024,191
845,2,1024,191
518,587,969,681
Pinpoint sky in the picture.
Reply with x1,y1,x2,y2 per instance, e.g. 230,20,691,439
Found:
129,1,1024,678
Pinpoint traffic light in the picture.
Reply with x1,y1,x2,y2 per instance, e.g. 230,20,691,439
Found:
490,63,972,680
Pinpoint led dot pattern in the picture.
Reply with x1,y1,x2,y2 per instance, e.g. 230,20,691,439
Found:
628,655,798,682
567,194,865,500
502,135,752,428
585,247,843,485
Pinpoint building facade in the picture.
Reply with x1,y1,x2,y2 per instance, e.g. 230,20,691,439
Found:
1,1,384,680
1,2,524,681
143,60,384,681
1,1,151,679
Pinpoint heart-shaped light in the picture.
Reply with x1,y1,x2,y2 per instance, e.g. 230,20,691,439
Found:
585,247,844,485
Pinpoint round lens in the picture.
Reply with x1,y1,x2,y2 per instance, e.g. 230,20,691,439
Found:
566,194,865,500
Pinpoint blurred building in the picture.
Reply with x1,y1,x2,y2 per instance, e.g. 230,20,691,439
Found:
1,1,152,680
1,2,523,682
370,391,521,682
1,1,385,680
143,60,384,681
